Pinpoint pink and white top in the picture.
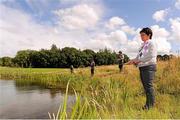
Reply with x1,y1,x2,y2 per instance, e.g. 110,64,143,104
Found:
135,40,157,67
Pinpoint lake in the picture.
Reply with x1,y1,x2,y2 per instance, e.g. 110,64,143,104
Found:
0,80,75,119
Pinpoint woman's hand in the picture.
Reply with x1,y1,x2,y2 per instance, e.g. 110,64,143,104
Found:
125,60,134,65
125,59,141,65
133,59,141,65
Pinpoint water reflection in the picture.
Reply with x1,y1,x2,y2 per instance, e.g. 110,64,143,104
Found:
0,80,75,119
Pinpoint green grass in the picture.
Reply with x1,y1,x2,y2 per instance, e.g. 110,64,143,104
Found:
0,58,180,119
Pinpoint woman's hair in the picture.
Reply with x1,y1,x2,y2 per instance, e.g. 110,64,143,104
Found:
119,51,122,54
140,27,153,39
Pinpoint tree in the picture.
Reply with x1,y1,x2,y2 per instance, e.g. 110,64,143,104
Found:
0,58,2,66
30,49,50,68
82,49,96,66
13,50,35,68
61,47,82,68
1,57,13,67
49,44,61,68
2,44,130,68
123,54,130,63
95,48,116,65
50,44,58,51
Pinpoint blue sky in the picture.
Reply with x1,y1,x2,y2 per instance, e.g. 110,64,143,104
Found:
0,0,180,57
105,0,175,26
2,0,177,27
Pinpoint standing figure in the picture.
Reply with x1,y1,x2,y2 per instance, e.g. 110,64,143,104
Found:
126,27,157,110
90,59,95,77
118,51,124,72
70,65,74,74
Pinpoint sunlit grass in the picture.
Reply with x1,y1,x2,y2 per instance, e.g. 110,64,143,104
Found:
0,57,180,119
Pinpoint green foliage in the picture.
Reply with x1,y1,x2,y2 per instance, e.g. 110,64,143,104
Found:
95,48,117,65
13,50,35,67
0,57,14,67
0,44,129,68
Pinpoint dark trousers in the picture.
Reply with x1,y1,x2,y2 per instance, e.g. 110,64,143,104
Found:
91,68,94,76
139,64,156,108
119,64,123,72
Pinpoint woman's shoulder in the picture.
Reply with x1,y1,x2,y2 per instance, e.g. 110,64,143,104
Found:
149,39,157,48
148,39,155,44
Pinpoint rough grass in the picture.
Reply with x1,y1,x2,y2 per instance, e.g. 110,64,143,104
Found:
0,57,180,119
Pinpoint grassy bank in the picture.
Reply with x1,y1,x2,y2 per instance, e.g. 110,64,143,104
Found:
0,58,180,119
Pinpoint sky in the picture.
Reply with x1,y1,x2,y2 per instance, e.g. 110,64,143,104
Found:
0,0,180,58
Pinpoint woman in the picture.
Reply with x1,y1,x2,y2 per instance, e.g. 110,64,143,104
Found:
126,27,157,110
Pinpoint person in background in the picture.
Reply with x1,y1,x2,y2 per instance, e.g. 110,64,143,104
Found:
90,59,95,77
70,65,74,74
126,27,157,110
118,51,124,72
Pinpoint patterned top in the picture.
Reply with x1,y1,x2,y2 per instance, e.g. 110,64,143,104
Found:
135,40,157,67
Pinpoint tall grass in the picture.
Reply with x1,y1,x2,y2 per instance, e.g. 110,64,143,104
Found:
0,57,180,119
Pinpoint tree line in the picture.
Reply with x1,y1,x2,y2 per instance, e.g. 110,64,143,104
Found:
0,44,130,68
157,54,174,61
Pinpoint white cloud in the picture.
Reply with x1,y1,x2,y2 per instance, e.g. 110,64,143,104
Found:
151,25,170,38
53,4,101,30
86,30,128,51
0,4,88,57
175,0,180,9
169,17,180,43
2,3,170,59
0,1,176,59
105,16,126,29
108,30,128,45
152,9,168,22
151,25,171,54
0,2,105,57
121,28,142,58
120,25,136,35
123,40,140,58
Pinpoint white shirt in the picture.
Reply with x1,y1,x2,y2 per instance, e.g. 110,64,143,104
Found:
135,40,157,67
